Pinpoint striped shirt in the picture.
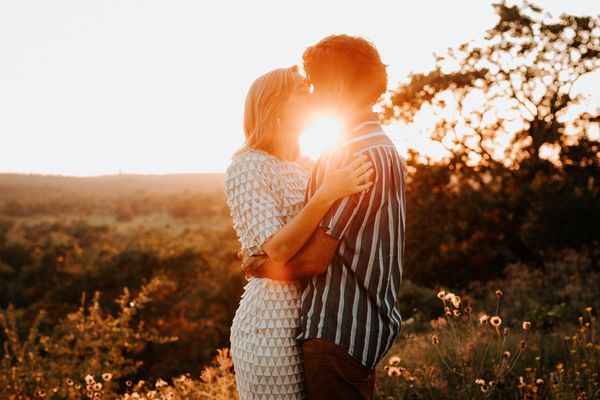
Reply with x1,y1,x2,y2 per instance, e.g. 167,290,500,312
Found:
297,117,407,369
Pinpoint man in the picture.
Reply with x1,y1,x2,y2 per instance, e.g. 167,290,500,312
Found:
241,34,407,399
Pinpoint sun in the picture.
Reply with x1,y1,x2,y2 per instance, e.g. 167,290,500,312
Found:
300,116,342,160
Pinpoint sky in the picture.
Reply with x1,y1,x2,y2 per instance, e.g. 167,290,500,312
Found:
1,0,599,176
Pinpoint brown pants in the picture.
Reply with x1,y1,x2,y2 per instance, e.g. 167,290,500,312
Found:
302,338,376,400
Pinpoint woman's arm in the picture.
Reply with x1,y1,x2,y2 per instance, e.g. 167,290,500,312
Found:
262,152,373,264
243,227,340,280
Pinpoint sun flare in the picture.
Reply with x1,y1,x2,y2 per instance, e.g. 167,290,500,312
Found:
300,116,342,160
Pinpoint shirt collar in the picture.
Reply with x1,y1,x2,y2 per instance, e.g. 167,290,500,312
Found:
339,112,383,145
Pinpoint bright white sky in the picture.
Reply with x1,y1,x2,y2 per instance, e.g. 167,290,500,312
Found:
1,0,598,176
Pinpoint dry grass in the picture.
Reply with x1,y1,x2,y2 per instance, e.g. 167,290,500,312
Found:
1,278,598,399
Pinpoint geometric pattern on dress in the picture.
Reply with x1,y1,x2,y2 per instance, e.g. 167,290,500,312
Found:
225,149,313,399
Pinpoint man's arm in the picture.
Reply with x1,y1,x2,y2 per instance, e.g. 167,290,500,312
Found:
242,227,339,280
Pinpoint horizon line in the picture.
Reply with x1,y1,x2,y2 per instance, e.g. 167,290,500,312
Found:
0,171,226,178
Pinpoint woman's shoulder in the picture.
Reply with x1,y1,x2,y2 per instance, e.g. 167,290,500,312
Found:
226,150,276,180
233,149,275,162
298,154,316,171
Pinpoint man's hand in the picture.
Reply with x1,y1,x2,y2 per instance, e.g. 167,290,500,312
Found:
241,254,270,278
237,250,270,278
233,227,339,281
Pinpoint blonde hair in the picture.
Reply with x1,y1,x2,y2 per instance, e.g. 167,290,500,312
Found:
235,65,300,159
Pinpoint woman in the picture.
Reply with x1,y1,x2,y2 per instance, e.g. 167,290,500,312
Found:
224,65,374,399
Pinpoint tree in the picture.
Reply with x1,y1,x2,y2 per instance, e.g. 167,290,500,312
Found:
383,1,600,285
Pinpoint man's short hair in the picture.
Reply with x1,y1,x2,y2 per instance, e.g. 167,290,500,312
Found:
302,34,388,106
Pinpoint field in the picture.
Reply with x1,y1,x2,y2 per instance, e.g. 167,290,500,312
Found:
1,3,599,398
0,170,598,399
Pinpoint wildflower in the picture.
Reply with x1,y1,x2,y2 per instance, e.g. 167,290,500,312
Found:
479,314,489,324
38,389,46,397
101,372,112,382
490,316,502,327
475,378,485,385
480,383,490,393
453,309,461,317
389,356,401,365
503,327,510,336
126,380,133,387
431,335,439,345
437,290,446,300
522,321,531,330
495,289,503,297
167,392,175,400
93,382,102,391
519,339,527,350
85,375,95,385
445,307,452,317
451,295,461,308
75,384,81,390
585,306,592,313
536,378,544,385
430,317,447,329
464,306,472,314
502,351,511,359
387,367,401,377
66,378,74,386
586,342,593,349
155,378,168,388
147,391,157,399
384,365,390,372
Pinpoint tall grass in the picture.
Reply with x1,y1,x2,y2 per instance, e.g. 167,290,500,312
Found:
1,259,598,399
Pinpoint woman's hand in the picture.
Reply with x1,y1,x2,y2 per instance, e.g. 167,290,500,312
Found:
317,150,374,203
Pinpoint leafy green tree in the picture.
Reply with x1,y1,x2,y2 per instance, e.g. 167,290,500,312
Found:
383,1,600,285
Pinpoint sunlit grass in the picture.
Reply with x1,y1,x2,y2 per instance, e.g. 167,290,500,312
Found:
2,277,598,399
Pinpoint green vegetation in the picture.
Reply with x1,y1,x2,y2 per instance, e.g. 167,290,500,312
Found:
1,2,599,399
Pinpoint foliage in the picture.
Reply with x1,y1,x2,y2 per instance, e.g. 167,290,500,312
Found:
383,1,600,285
0,2,598,398
0,276,177,399
0,192,245,381
377,288,600,400
468,250,600,331
119,349,239,400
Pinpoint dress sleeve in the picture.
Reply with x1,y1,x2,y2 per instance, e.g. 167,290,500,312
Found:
225,153,284,256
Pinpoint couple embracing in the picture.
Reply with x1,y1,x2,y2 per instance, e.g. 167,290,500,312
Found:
224,34,407,400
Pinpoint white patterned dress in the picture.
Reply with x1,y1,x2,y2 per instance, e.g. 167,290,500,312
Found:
225,149,313,400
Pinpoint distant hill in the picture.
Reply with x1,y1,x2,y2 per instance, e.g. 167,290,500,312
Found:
0,173,225,198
